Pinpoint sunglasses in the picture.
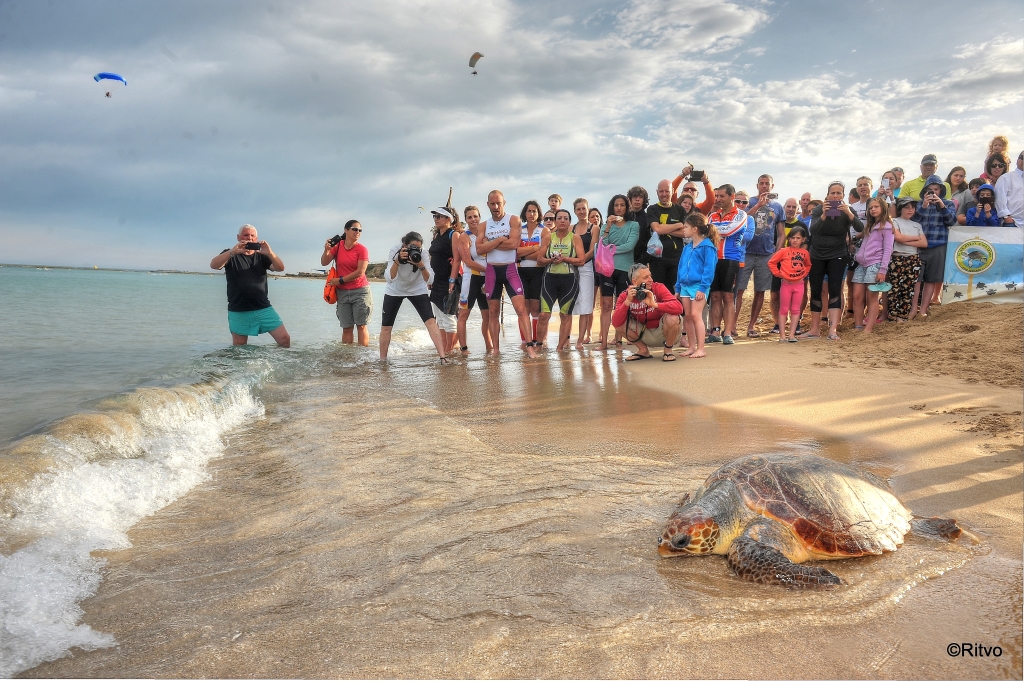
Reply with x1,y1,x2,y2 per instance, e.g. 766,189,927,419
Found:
431,214,447,220
346,227,362,232
991,162,1007,168
735,199,749,204
543,216,555,222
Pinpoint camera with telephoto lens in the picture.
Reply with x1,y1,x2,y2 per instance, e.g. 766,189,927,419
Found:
407,244,422,264
635,282,649,300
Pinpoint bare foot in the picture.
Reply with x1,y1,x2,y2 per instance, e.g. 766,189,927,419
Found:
690,350,706,358
597,343,608,352
678,348,694,357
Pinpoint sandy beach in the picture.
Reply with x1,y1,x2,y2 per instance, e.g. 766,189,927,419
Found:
21,301,1023,679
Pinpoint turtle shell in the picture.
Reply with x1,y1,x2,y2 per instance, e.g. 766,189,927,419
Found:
706,453,912,557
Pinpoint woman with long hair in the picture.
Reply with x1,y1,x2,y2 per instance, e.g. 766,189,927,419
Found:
570,198,596,349
597,194,639,351
945,166,970,210
516,200,548,344
451,205,493,354
850,197,894,334
801,181,863,341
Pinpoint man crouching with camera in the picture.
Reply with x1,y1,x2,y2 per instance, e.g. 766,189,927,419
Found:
611,263,683,362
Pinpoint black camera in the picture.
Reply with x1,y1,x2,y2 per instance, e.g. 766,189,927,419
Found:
328,234,342,247
635,282,649,300
407,244,422,264
243,241,261,251
687,169,705,182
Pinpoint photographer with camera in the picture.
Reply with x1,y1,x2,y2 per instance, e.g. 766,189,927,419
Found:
611,263,683,362
321,219,371,346
671,163,715,215
379,231,450,363
964,184,1002,226
210,224,290,347
912,175,957,318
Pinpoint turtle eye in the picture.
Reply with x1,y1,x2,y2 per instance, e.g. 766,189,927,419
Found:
671,535,690,549
656,536,663,545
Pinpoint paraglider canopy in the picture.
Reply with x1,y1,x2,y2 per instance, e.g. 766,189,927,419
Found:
468,52,483,68
94,72,127,86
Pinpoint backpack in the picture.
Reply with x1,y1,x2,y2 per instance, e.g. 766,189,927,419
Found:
323,266,338,304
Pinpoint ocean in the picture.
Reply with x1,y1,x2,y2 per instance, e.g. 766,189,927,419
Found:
0,266,992,678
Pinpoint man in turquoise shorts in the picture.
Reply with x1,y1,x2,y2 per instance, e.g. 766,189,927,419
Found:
210,224,291,347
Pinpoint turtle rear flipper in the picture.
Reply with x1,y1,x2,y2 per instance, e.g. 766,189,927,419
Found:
727,536,841,587
911,516,962,540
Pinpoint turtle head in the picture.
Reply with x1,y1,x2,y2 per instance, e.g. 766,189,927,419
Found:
658,492,721,557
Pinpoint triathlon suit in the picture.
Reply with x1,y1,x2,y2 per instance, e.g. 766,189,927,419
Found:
517,223,544,301
484,213,525,301
541,231,580,314
459,232,489,311
428,229,456,310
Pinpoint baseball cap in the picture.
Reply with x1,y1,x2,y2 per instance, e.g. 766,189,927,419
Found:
895,197,915,211
431,207,454,220
920,154,938,165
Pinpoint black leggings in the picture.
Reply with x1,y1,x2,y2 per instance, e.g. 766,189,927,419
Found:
381,294,434,326
808,257,847,313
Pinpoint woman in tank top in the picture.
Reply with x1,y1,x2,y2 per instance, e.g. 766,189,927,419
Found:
516,201,548,342
451,205,493,354
536,208,586,351
570,199,596,348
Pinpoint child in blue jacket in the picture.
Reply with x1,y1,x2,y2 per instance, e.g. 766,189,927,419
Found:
964,184,1002,226
675,212,719,358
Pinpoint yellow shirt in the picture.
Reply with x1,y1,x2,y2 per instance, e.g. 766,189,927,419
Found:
900,176,953,201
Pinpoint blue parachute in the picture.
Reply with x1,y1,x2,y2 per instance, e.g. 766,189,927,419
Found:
94,72,127,86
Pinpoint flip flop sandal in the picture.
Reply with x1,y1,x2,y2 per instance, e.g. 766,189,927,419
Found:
746,330,761,338
662,348,677,361
624,353,653,361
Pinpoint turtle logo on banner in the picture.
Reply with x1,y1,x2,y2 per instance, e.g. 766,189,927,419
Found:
954,238,995,275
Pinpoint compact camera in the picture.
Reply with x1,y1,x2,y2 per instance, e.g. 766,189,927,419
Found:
328,234,342,247
243,241,261,251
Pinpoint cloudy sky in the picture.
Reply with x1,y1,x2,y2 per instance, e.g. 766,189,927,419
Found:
1,0,1021,271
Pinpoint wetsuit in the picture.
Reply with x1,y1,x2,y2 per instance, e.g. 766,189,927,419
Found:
484,213,525,300
540,231,579,314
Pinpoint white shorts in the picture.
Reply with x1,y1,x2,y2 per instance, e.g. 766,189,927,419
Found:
431,302,457,332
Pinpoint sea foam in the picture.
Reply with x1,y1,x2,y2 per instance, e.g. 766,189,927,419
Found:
0,379,261,677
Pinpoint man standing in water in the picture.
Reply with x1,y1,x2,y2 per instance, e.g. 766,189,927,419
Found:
476,190,538,358
210,224,291,347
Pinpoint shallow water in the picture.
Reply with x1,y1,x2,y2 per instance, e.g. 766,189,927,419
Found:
1,268,1019,679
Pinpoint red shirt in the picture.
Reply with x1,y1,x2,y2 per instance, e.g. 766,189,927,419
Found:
612,282,683,329
329,241,370,289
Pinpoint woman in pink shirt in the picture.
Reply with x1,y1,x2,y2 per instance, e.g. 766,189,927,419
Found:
321,219,372,346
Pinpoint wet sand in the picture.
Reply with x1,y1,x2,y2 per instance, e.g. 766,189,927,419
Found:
21,313,1023,679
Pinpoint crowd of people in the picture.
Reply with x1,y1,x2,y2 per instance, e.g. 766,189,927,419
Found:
212,137,1023,364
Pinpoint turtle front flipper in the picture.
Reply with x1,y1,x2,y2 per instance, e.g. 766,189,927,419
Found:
727,536,841,587
911,516,962,540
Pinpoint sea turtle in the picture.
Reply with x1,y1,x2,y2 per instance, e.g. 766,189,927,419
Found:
658,453,961,587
